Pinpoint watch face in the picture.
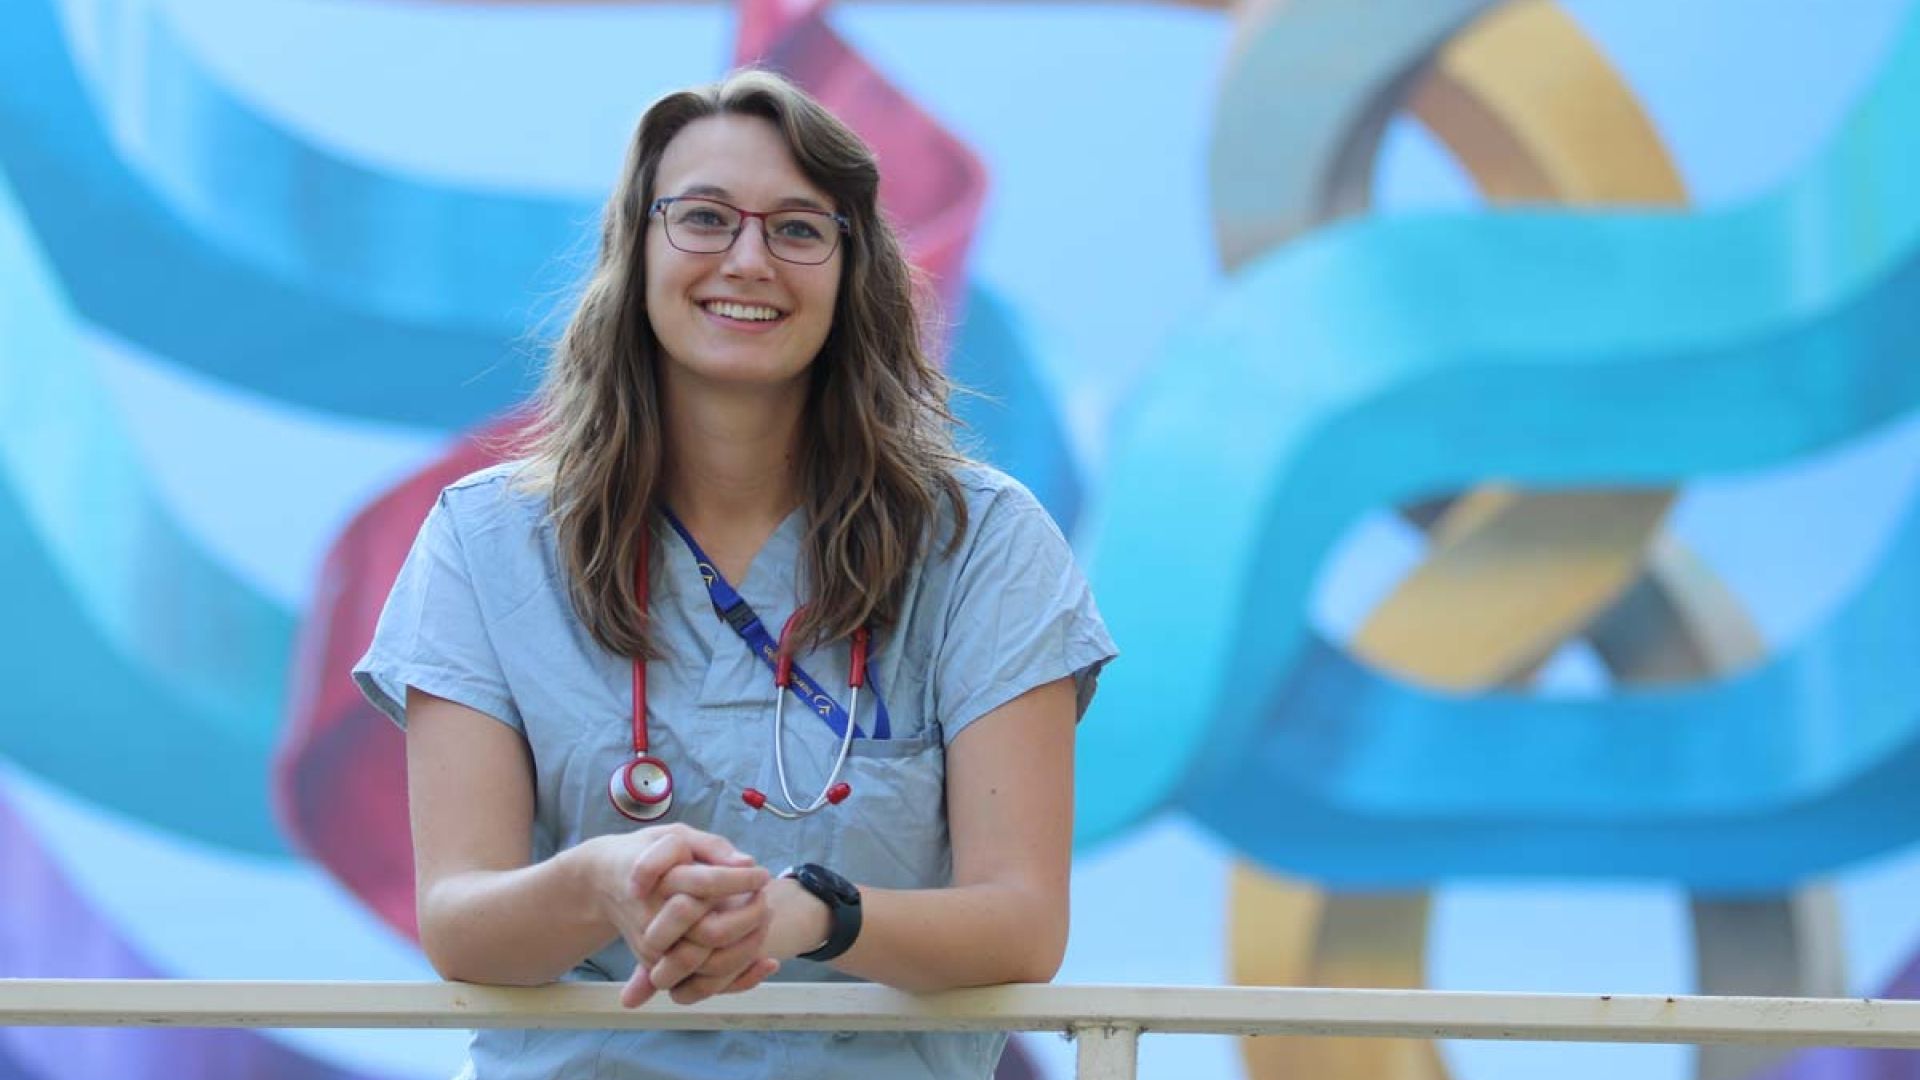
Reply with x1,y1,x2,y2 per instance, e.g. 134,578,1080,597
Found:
803,864,861,906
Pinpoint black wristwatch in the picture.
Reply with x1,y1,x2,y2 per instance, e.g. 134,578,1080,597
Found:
780,863,862,962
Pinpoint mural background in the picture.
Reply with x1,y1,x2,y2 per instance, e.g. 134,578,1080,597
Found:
2,1,1918,1078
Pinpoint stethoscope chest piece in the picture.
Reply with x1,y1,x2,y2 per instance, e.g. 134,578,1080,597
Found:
609,754,674,822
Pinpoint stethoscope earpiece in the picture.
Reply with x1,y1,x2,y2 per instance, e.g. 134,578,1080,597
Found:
741,780,850,820
742,788,795,819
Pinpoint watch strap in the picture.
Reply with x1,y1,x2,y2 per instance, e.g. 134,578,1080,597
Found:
783,864,862,963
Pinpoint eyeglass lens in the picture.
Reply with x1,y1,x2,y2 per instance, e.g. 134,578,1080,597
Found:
661,198,840,265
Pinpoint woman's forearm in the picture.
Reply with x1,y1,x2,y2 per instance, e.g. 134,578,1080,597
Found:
804,681,1076,992
822,881,1068,992
417,838,617,986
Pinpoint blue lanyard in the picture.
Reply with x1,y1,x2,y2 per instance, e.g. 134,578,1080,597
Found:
661,510,891,741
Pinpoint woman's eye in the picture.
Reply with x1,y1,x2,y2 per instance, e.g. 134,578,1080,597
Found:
776,218,826,241
682,209,730,228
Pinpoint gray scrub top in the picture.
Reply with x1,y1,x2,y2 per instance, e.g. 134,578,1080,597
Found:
353,461,1116,1080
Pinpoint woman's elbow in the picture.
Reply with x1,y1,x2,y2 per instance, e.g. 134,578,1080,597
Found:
418,920,488,985
416,893,468,979
416,900,550,987
420,937,551,988
1012,948,1065,984
1009,902,1069,983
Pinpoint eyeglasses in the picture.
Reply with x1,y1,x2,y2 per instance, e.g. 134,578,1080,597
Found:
650,196,849,266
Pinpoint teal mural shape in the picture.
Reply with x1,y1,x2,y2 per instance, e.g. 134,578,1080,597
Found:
1075,2,1920,883
0,173,292,855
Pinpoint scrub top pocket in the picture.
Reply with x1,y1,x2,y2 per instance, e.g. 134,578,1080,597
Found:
826,730,949,890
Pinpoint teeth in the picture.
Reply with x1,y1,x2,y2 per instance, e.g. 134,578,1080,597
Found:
703,301,782,322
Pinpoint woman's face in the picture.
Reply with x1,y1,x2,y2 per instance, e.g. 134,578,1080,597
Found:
644,114,844,395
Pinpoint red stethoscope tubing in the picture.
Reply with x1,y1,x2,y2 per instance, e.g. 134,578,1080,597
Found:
609,535,674,821
632,541,649,752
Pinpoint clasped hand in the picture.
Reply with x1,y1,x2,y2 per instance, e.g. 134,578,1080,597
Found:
596,824,782,1007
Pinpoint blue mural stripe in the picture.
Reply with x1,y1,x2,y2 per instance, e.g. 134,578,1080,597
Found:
51,0,585,337
0,0,536,428
0,171,290,855
947,287,1084,532
1076,1,1920,880
1185,482,1920,886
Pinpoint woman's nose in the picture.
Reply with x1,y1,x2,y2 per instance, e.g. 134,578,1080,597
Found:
722,220,777,278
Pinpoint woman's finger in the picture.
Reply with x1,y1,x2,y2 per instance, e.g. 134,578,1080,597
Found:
647,938,715,994
679,828,756,867
638,893,710,958
626,831,695,898
619,963,658,1009
656,862,770,901
669,970,734,1006
670,939,769,1005
614,912,667,979
628,829,763,902
722,957,781,996
692,927,769,980
684,890,769,950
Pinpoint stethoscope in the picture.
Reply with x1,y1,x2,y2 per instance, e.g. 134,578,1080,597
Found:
607,525,877,823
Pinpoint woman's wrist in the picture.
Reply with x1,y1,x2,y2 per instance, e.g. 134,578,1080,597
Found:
765,876,832,960
562,834,622,926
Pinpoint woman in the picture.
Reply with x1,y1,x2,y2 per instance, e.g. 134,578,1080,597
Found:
354,69,1114,1079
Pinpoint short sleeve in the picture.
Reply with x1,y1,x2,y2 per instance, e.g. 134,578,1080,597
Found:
932,489,1117,744
351,491,523,733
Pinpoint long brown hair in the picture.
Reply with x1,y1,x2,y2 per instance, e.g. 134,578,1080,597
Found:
519,69,969,659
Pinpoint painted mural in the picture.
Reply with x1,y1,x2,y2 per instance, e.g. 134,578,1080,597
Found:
2,1,1917,1078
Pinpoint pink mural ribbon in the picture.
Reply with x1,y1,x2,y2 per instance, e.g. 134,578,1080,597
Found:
736,0,986,320
276,423,510,937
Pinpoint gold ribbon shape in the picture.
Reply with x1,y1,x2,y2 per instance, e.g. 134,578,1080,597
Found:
1211,3,1841,1079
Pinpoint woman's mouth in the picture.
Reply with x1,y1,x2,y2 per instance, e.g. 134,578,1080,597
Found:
700,299,786,324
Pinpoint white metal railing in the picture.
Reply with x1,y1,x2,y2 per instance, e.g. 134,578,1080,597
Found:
5,981,1920,1079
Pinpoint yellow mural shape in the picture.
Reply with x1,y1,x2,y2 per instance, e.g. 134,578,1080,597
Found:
1202,3,1829,1079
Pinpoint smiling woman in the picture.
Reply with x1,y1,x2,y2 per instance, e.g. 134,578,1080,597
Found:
349,69,1115,1080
